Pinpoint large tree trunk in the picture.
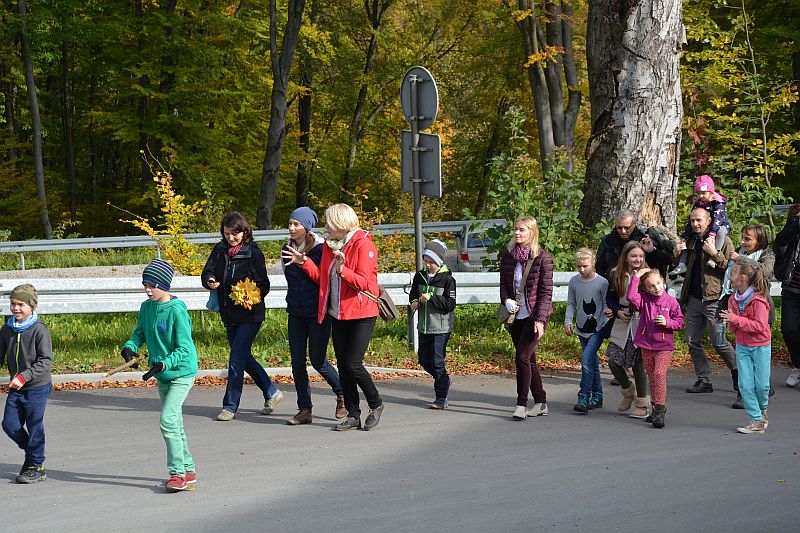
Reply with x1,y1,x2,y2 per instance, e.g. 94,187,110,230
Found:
340,0,393,200
257,0,305,229
18,0,53,238
61,36,77,216
580,0,683,230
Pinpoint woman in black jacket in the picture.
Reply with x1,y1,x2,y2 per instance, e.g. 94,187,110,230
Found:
201,212,282,421
281,207,345,425
774,204,800,387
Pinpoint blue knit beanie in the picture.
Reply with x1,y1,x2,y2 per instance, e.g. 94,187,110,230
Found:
142,258,175,291
289,206,318,232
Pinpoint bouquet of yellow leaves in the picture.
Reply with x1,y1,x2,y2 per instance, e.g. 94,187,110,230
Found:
229,277,261,310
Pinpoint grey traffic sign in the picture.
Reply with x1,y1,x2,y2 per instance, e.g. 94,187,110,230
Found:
401,130,442,198
400,66,439,131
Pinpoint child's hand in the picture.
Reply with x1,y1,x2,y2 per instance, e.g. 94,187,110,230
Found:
640,235,655,253
603,308,613,318
702,236,718,256
9,375,24,390
674,241,687,257
419,293,429,304
207,277,220,289
410,301,419,311
719,309,731,324
730,251,740,260
564,323,574,336
281,245,306,266
142,362,165,381
654,314,666,326
617,309,632,322
634,267,649,278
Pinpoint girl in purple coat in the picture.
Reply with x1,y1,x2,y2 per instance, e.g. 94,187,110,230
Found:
627,268,684,428
500,216,554,420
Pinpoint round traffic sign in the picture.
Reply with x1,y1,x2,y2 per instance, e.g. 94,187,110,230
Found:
400,66,438,131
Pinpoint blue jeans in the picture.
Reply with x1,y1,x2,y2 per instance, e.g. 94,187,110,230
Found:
736,344,771,421
223,321,277,412
2,382,52,466
418,332,451,401
579,333,604,397
288,314,342,409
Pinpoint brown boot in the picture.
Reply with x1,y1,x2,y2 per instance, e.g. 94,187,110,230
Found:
287,408,312,425
629,397,649,419
618,383,636,412
335,395,347,419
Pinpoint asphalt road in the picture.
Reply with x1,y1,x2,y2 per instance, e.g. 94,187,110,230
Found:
2,366,797,533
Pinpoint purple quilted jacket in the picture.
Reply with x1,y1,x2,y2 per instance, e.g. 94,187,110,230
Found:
499,249,554,325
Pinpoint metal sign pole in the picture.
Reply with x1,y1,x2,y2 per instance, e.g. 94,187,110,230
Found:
410,74,424,272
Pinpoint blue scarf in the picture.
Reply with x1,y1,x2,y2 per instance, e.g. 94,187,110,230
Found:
7,312,39,333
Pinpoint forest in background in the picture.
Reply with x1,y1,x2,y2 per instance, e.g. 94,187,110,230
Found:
0,0,798,244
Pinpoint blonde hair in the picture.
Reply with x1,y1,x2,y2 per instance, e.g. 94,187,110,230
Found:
732,257,768,296
507,216,541,258
575,247,595,262
324,203,360,232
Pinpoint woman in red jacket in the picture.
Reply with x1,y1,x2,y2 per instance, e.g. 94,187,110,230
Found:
499,216,554,420
284,203,383,431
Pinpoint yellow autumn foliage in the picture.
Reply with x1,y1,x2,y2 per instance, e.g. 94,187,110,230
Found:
229,278,261,310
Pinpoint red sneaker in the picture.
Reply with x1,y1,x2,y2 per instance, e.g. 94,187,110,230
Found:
185,471,196,485
165,474,188,492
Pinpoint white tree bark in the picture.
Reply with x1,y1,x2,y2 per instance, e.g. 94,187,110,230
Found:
580,0,684,230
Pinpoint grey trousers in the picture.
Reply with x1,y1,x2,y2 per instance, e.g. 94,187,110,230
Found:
685,296,737,381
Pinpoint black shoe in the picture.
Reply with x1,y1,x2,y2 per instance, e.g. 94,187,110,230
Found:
18,457,33,476
610,377,620,387
334,416,361,431
651,404,666,429
686,380,713,393
769,386,775,398
363,404,384,430
731,393,744,409
732,369,739,392
16,465,46,484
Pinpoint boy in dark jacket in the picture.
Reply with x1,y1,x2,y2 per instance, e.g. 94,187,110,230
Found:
410,240,457,409
1,284,52,484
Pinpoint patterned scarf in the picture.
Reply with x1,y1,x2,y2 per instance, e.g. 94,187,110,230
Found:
227,243,243,257
511,244,531,263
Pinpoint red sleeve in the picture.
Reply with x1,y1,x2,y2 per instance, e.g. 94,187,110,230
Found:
339,238,378,293
300,251,323,283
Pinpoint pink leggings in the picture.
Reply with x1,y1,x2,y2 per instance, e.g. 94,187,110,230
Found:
641,349,673,404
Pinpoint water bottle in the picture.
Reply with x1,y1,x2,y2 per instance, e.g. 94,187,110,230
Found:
715,320,726,345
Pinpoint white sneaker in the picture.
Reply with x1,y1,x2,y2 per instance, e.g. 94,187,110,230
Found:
262,390,284,415
786,368,800,387
527,403,548,417
512,405,527,420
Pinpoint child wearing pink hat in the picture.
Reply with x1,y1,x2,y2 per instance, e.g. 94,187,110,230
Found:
670,175,732,275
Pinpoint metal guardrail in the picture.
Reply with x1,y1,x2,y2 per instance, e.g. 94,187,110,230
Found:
0,219,507,270
0,272,783,316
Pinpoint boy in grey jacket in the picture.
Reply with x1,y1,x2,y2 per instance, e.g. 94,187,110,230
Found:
410,240,457,409
1,284,53,484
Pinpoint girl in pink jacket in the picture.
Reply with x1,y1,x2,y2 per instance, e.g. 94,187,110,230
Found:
720,258,771,434
627,269,684,428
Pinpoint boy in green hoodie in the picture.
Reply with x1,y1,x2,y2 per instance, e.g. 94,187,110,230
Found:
122,259,199,492
410,240,457,409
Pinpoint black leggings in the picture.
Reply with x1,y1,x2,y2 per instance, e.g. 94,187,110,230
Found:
608,358,648,399
331,316,382,418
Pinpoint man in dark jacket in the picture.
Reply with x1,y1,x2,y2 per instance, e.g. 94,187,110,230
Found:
595,210,673,280
677,208,738,398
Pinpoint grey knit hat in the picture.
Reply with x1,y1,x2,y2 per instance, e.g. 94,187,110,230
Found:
422,239,448,267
